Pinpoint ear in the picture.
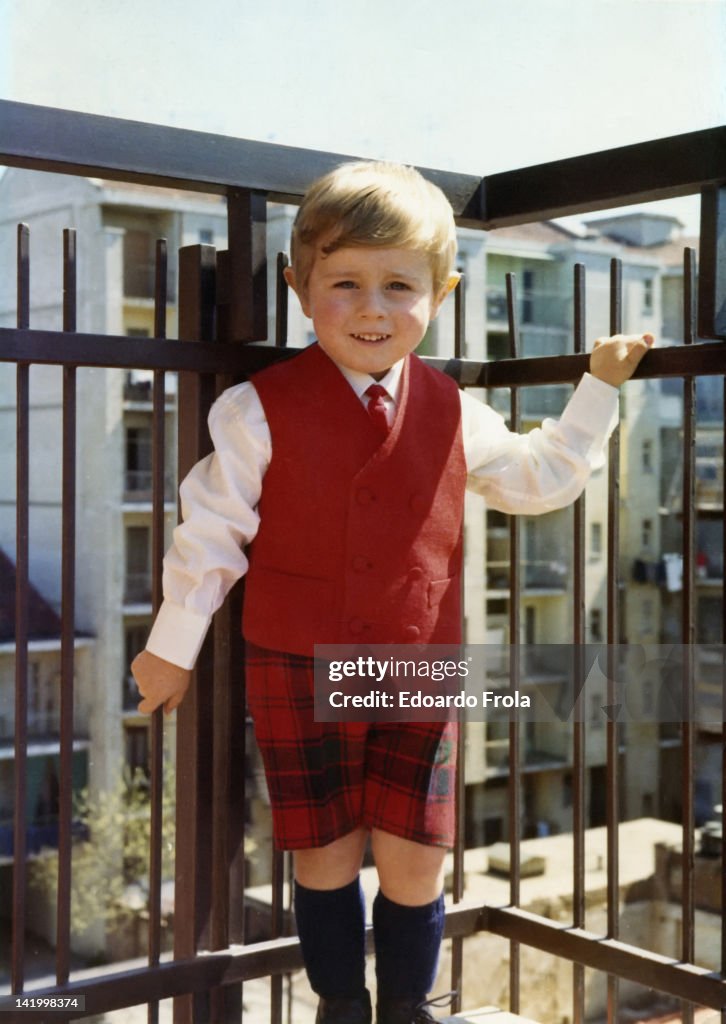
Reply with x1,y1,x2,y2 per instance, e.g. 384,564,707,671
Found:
283,265,311,318
430,273,461,320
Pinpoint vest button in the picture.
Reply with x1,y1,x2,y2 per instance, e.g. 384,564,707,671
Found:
403,625,421,641
408,566,425,581
409,493,427,513
356,488,375,505
349,617,365,635
352,556,371,573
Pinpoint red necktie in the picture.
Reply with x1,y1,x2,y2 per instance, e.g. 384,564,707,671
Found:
365,384,390,438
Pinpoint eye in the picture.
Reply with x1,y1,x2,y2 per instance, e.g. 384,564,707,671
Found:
388,280,412,291
333,280,357,289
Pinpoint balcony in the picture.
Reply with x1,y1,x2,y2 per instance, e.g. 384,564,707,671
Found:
0,708,90,742
486,287,570,331
1,100,725,1022
123,370,178,405
124,572,153,605
123,262,178,303
123,469,175,504
487,560,568,594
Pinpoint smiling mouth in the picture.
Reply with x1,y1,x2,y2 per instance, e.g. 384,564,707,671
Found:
351,333,391,343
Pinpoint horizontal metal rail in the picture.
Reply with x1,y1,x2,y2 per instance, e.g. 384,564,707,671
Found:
9,901,726,1019
1,328,725,383
482,127,726,226
0,100,483,221
483,906,726,1012
2,100,725,226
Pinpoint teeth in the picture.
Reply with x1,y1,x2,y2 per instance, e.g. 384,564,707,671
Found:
354,333,388,341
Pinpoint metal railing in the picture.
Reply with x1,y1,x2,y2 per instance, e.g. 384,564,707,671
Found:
1,99,725,1023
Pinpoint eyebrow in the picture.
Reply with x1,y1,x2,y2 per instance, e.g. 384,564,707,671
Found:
317,267,425,281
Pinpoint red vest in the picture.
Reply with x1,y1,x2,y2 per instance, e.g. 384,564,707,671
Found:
242,344,466,655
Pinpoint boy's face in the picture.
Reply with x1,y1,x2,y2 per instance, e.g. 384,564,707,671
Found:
285,245,455,380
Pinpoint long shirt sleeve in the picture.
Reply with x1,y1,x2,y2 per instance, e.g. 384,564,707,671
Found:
146,370,618,669
146,381,270,668
462,371,618,513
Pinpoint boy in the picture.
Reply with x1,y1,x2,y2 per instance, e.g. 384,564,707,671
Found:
133,161,652,1024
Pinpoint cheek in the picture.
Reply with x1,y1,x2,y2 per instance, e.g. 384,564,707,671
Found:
403,296,436,326
310,297,348,323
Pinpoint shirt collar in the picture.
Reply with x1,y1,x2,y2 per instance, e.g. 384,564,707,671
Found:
335,358,405,404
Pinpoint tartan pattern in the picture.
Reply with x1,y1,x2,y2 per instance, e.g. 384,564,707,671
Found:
245,643,457,850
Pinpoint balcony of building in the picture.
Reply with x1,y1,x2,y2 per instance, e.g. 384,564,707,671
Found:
1,100,725,1023
123,370,178,409
123,469,176,506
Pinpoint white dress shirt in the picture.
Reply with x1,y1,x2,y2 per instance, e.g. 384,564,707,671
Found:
146,359,618,669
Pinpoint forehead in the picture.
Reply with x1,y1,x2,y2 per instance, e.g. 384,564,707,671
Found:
311,245,434,281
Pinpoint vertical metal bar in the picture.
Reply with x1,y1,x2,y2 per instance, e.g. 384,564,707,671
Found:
147,239,168,1024
722,368,726,992
209,307,247,1021
276,252,289,348
211,610,231,958
680,247,697,1024
12,224,30,996
56,228,77,985
698,192,723,961
605,258,621,1024
505,271,521,1015
697,186,726,340
226,189,268,342
270,848,285,1024
454,269,466,360
451,268,467,1014
173,244,217,1024
572,263,587,1024
226,606,248,953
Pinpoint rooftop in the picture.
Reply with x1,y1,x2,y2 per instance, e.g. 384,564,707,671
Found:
0,548,62,643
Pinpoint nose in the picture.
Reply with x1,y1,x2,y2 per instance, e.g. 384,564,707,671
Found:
358,288,386,318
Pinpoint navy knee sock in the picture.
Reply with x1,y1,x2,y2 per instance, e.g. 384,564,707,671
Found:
373,890,445,1002
294,878,367,999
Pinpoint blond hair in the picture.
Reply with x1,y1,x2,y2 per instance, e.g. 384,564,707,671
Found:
289,161,457,296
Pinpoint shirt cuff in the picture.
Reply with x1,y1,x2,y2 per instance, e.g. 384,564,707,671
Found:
145,599,212,670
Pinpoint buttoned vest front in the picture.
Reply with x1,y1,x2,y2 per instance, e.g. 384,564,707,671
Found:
242,343,466,656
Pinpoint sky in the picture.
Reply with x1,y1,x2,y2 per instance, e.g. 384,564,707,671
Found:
2,0,725,233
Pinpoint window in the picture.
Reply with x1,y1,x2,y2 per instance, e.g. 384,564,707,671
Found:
125,526,151,603
642,519,653,550
124,624,150,710
199,228,214,244
125,426,152,496
522,269,535,324
590,695,604,729
487,332,510,361
125,725,150,778
123,229,155,298
590,608,603,642
525,606,536,645
590,522,603,559
643,278,654,314
641,439,653,473
563,772,573,808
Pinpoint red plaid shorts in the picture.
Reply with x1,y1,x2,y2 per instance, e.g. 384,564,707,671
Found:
245,643,458,851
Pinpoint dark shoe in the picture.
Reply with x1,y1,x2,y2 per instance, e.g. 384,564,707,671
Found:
316,990,372,1024
376,992,456,1024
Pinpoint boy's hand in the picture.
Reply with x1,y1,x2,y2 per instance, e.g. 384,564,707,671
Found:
132,650,192,715
590,333,654,387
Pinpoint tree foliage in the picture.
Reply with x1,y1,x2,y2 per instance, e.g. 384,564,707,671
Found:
29,765,176,936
